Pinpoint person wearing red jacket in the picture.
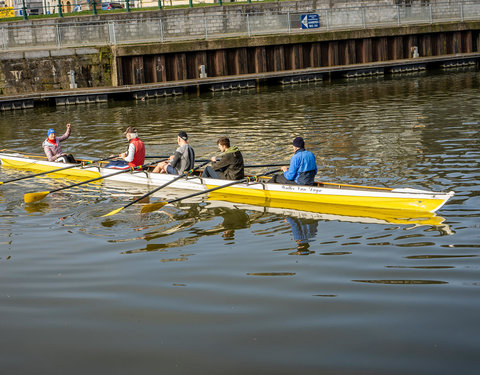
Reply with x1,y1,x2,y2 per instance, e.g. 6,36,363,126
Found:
119,126,145,168
107,126,145,169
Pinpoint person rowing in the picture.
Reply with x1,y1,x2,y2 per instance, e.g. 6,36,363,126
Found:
152,131,195,174
270,136,317,186
106,126,145,169
42,123,75,163
201,137,244,180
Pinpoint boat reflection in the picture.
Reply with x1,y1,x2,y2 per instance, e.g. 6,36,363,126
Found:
207,192,451,229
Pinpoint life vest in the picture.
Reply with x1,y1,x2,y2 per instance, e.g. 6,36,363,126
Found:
129,137,145,168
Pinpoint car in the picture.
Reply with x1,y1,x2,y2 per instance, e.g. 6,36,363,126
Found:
101,2,123,10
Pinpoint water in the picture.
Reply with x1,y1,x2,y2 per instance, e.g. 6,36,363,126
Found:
1,70,479,375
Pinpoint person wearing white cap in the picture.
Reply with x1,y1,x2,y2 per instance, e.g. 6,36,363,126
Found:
107,126,145,169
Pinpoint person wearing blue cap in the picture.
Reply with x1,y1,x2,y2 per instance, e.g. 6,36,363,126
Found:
271,136,317,186
42,123,75,163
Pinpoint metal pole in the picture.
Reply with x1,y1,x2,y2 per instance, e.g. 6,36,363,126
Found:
460,3,464,22
160,18,164,42
325,9,329,30
126,0,130,12
218,0,222,6
429,4,432,24
21,0,28,20
362,6,366,29
108,21,117,45
92,0,97,15
397,5,400,26
204,15,208,39
57,0,63,17
247,14,250,37
56,24,61,47
2,26,7,51
158,0,161,9
287,11,290,33
189,0,192,8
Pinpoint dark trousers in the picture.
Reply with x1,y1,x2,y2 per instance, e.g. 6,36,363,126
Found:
271,173,297,185
57,154,76,163
202,166,222,179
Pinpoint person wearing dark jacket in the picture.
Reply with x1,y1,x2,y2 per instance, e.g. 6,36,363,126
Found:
202,137,244,180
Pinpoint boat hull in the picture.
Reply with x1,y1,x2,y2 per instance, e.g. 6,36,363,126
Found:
0,153,101,179
205,184,453,213
0,152,454,213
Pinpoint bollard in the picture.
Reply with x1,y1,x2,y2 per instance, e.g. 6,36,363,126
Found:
411,46,419,58
199,65,207,78
68,70,78,89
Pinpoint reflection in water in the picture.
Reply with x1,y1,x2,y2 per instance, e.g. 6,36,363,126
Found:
208,192,452,233
202,206,253,241
353,279,448,285
117,204,260,255
285,217,318,255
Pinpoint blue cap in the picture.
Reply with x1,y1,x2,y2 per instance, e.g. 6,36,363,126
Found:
47,129,55,136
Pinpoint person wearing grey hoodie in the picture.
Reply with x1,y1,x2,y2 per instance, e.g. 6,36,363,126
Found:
202,137,244,180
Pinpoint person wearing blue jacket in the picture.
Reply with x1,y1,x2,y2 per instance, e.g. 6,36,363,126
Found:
271,137,317,186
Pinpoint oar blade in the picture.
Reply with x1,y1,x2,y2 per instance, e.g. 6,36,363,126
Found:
24,191,50,203
101,207,125,217
140,201,169,214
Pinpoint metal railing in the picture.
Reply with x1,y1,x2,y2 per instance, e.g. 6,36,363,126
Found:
1,1,480,51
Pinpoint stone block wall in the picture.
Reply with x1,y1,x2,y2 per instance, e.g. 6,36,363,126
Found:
0,47,113,95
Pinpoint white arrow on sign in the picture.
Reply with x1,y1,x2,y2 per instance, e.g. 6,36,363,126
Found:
302,16,309,28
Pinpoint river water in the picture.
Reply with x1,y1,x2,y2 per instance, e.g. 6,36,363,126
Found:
1,70,479,375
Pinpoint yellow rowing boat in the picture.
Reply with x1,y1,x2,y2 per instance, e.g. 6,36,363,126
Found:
0,151,455,213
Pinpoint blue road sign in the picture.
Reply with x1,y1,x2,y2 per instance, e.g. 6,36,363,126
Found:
301,14,320,29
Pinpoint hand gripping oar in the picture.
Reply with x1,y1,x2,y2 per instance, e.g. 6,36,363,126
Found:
140,169,281,214
102,160,211,217
0,156,116,186
24,160,165,203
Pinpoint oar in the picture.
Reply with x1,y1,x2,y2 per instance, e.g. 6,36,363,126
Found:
144,155,170,160
24,160,165,203
0,156,116,186
140,169,281,214
102,160,211,217
244,163,290,168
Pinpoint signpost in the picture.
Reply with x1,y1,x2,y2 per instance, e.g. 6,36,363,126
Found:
301,14,320,29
